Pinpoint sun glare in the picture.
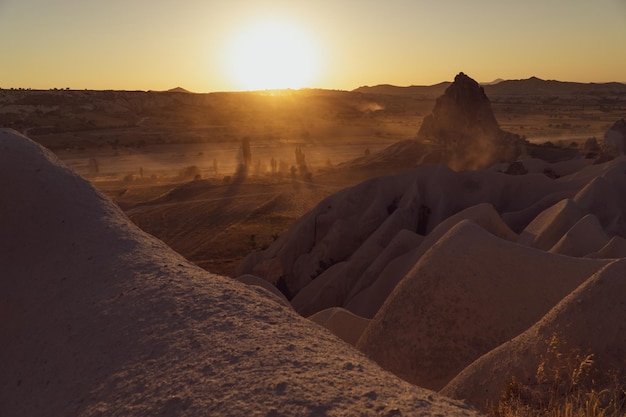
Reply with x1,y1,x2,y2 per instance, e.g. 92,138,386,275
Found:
227,20,320,91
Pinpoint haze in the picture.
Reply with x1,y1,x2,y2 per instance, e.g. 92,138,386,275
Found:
3,0,626,412
2,0,626,92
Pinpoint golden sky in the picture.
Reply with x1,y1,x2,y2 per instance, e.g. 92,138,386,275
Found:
1,0,625,92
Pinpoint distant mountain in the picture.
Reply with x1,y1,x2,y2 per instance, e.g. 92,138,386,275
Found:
354,77,626,97
484,76,626,96
166,86,192,93
353,82,450,98
480,78,504,85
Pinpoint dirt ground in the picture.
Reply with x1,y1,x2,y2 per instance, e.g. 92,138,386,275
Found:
89,148,381,277
113,177,342,276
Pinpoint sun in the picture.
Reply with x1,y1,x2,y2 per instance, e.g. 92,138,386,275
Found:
226,19,320,91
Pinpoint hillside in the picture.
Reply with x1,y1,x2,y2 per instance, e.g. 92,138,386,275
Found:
0,128,480,417
237,150,626,412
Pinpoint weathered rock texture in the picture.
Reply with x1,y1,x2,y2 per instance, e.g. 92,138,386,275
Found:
0,129,480,417
237,142,626,409
442,259,626,411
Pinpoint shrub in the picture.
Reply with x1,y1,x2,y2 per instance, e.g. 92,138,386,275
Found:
178,165,201,181
490,333,626,417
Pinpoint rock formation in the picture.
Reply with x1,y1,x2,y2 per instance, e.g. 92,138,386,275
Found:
237,146,626,408
603,117,626,156
418,72,500,144
237,157,626,311
442,259,626,412
417,72,524,169
0,129,480,417
308,307,371,346
356,220,608,390
336,73,526,174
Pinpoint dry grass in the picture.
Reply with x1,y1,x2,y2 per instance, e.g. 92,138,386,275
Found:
490,334,626,417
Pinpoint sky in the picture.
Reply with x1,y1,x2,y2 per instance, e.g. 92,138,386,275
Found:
1,0,625,92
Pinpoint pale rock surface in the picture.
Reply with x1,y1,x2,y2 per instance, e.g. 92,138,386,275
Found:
346,203,516,318
603,118,626,155
550,158,596,176
501,190,577,233
573,174,626,235
517,199,583,250
235,146,626,400
566,154,626,178
293,200,517,319
238,79,621,306
586,235,626,259
549,213,610,257
237,165,572,306
235,172,413,298
356,220,609,391
501,156,626,233
0,129,481,417
490,158,593,178
308,307,371,347
238,155,626,316
342,230,424,318
345,247,424,319
441,259,626,411
291,228,424,318
235,274,291,307
290,261,350,317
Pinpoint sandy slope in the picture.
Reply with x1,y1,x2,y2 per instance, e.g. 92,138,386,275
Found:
0,129,480,417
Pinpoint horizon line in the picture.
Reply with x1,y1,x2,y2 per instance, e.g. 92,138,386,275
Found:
3,76,626,94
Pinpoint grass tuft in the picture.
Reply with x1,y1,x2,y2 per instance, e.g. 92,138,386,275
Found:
489,333,625,417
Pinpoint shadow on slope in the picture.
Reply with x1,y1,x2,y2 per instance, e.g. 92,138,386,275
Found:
0,129,479,417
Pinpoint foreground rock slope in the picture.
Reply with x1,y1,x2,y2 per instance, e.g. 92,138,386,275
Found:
442,259,626,411
0,129,480,417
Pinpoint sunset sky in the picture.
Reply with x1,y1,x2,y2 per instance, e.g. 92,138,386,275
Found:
1,0,625,92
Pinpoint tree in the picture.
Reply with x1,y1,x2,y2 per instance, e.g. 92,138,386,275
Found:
241,137,252,168
270,157,277,174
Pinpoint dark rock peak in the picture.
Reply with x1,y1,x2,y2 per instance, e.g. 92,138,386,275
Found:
417,72,500,144
416,72,525,169
607,118,626,134
166,87,191,93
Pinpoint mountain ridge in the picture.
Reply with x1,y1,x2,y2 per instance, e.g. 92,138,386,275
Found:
354,76,626,97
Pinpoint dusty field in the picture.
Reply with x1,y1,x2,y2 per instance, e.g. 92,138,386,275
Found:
112,177,342,276
64,139,396,276
3,84,624,276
